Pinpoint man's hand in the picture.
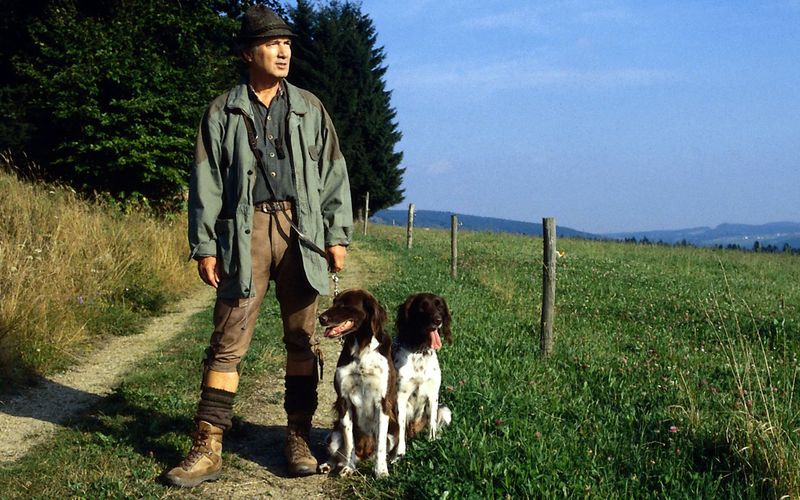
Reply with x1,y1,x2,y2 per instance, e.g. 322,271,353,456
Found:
197,256,221,288
326,245,347,273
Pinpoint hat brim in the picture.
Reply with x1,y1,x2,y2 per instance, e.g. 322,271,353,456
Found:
239,29,296,41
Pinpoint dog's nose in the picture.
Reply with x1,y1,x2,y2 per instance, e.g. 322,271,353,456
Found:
318,313,328,324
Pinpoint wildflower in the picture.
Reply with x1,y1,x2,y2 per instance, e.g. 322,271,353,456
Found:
77,296,85,305
494,419,503,427
669,425,678,434
534,431,542,439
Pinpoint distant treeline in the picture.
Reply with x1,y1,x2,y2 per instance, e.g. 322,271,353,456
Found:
1,0,404,212
616,236,799,255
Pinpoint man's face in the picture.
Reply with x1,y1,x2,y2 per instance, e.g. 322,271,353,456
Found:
245,37,292,80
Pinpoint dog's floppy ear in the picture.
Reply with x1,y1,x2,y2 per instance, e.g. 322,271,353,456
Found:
440,296,453,345
395,294,414,333
368,295,388,334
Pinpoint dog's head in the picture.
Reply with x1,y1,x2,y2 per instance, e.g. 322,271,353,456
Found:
395,293,452,350
319,288,388,340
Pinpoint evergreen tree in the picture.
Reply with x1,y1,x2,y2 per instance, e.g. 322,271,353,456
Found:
288,0,404,213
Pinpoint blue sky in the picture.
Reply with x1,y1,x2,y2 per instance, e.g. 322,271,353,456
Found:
338,1,799,233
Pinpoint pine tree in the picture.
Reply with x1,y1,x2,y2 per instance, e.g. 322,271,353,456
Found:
288,0,404,213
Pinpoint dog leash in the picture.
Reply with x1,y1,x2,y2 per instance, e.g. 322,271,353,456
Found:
239,108,345,380
238,108,341,295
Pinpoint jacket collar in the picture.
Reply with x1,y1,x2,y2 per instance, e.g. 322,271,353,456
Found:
226,79,308,117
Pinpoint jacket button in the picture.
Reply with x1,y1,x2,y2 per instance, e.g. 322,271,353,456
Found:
247,170,253,175
270,171,277,177
245,229,251,234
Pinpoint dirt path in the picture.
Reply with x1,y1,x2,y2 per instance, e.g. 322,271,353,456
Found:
0,287,216,464
0,241,391,498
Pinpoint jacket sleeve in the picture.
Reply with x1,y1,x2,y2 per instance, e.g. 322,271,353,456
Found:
317,105,353,247
187,105,225,260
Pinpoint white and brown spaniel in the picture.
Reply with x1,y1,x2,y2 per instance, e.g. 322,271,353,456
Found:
318,289,399,477
392,293,453,461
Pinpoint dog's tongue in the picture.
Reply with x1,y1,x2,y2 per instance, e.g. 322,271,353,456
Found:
429,328,442,350
324,320,354,338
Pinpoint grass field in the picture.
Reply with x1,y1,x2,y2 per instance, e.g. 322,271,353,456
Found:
359,224,800,498
0,166,196,390
1,219,798,498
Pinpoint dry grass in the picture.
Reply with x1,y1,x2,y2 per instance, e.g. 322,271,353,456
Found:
0,160,196,389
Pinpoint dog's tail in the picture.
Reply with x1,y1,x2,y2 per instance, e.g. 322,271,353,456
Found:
437,405,452,427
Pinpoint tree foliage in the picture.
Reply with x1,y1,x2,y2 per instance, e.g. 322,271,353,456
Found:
4,0,247,208
2,0,403,212
289,0,404,213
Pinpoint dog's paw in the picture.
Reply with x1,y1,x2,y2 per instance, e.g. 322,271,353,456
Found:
339,465,356,477
390,453,404,464
318,462,332,475
438,406,452,426
374,465,389,478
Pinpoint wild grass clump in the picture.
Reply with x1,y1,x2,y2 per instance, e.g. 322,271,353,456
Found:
700,272,800,494
0,158,196,390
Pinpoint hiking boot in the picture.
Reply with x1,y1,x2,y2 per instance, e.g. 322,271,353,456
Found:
163,421,224,487
285,416,317,476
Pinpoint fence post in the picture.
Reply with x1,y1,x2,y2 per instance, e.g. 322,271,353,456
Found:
451,214,458,278
406,203,415,249
363,191,369,236
540,217,556,356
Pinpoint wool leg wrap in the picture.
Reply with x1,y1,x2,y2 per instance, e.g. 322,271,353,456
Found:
284,375,318,415
196,386,236,431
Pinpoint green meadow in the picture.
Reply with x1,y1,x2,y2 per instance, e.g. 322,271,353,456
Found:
359,224,800,498
1,219,798,498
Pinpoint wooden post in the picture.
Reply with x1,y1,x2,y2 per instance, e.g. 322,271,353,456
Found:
451,214,458,278
363,192,369,236
540,217,556,356
406,203,415,249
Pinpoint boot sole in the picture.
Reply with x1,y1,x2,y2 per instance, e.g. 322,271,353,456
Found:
164,468,222,488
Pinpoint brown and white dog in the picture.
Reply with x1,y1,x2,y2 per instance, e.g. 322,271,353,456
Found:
392,293,453,461
318,289,399,477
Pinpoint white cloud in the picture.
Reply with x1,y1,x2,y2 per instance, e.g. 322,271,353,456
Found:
392,59,678,91
459,1,634,32
428,160,453,175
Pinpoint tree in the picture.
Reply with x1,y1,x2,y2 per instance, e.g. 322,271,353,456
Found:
3,0,400,211
8,0,249,208
288,0,404,213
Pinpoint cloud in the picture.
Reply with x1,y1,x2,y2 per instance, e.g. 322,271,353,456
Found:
461,11,549,33
459,1,635,32
428,160,453,175
392,59,678,91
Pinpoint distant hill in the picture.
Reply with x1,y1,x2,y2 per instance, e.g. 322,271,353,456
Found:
370,209,593,238
371,209,800,250
603,222,800,249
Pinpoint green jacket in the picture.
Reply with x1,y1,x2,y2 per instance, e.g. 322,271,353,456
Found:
188,81,353,298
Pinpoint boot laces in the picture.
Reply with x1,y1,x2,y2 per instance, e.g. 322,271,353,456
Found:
286,430,313,459
180,428,213,468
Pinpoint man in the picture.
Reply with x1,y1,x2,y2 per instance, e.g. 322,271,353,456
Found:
164,5,352,487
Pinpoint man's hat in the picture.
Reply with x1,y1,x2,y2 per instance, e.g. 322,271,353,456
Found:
238,5,295,42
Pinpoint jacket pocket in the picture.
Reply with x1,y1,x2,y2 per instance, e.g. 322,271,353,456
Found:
214,218,237,277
